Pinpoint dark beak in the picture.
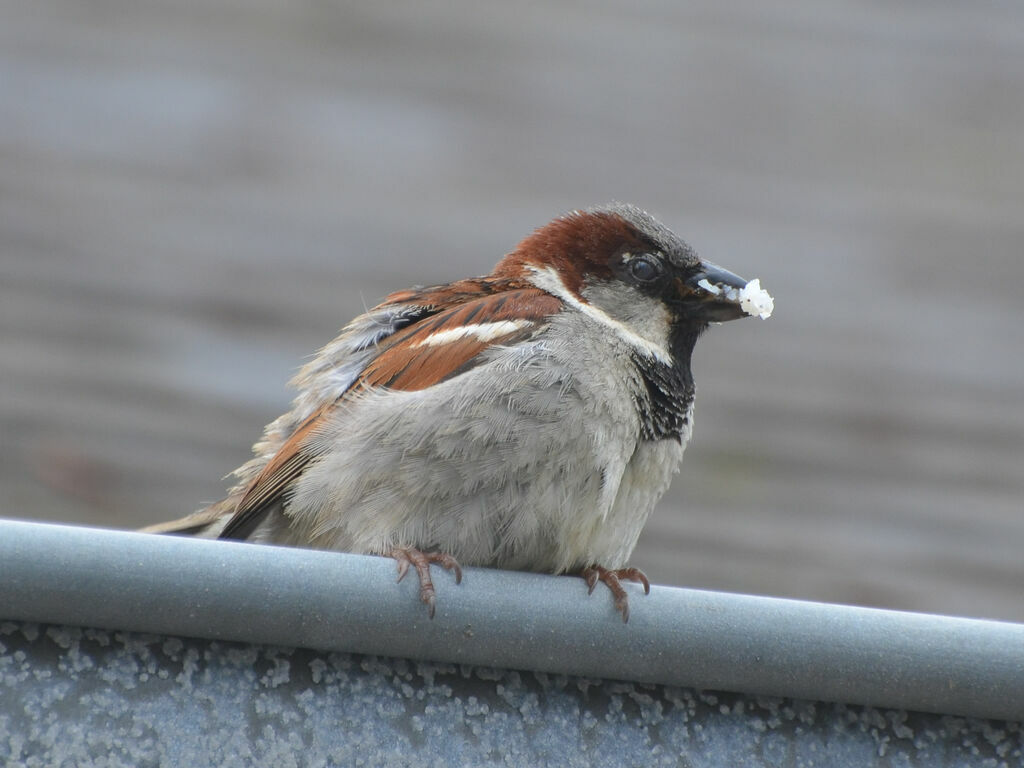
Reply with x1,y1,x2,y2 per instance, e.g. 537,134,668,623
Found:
681,261,753,322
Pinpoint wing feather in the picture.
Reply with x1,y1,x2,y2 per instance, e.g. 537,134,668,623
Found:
214,284,559,541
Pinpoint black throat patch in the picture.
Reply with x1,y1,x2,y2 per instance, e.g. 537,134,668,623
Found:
631,352,695,442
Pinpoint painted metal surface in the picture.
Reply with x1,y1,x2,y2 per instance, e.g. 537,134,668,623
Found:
2,621,1021,767
1,520,1022,725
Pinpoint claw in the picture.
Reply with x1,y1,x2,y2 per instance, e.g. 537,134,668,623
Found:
580,565,651,623
617,567,651,595
434,552,463,584
389,547,463,619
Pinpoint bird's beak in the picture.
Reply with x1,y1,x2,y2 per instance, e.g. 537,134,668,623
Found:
681,261,750,322
680,261,774,322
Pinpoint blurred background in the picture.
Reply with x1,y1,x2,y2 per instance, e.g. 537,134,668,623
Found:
2,1,1022,621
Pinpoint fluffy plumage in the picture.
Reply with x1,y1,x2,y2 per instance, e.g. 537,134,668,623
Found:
144,203,766,621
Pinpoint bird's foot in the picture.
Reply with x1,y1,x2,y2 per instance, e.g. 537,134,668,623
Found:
581,565,651,623
390,546,463,619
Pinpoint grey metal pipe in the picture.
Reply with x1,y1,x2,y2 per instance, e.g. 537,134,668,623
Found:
1,518,1021,721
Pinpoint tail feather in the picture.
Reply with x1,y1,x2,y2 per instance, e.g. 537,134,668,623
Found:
138,498,236,538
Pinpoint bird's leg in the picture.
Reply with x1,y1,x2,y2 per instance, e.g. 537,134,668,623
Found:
390,546,463,619
580,565,651,623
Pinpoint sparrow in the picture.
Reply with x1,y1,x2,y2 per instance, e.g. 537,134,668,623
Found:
143,203,773,622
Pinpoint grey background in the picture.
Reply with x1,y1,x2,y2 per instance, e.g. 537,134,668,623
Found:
2,1,1022,621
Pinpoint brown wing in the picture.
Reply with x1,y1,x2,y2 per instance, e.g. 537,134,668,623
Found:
216,285,560,541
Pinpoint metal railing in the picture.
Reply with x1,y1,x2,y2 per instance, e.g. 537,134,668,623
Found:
1,519,1021,766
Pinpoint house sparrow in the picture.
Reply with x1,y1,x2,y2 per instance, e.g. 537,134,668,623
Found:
144,203,773,621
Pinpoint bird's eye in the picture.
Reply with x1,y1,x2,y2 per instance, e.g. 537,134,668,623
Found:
628,255,662,283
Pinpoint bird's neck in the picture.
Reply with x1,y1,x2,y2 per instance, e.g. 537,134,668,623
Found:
631,323,703,443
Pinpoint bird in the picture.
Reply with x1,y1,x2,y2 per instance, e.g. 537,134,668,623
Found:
143,203,773,622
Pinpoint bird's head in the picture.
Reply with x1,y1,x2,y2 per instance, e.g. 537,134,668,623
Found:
495,203,772,362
